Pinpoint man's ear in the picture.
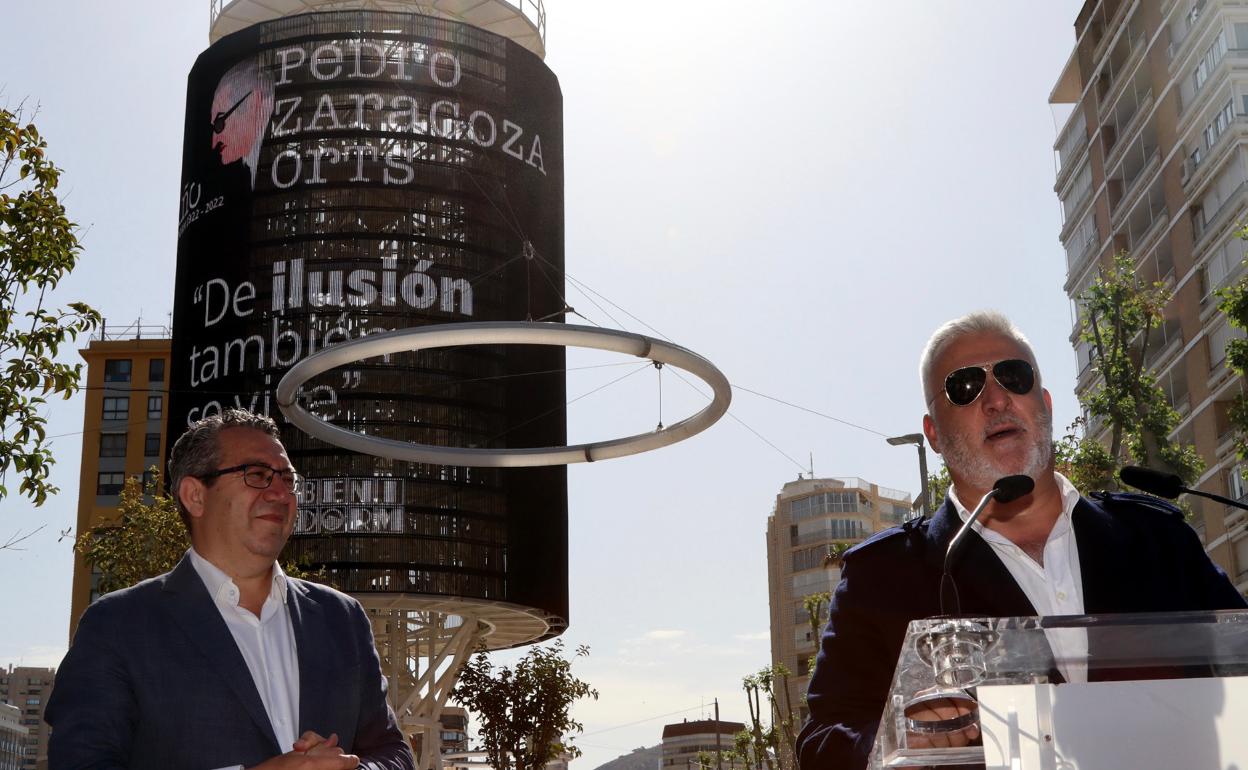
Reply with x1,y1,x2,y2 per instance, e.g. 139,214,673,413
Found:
923,413,942,455
1042,387,1053,413
178,476,208,521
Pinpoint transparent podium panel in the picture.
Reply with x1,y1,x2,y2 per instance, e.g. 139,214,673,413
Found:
868,610,1248,769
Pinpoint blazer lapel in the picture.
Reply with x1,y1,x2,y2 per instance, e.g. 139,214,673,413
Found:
287,580,334,733
925,500,1038,618
161,555,281,754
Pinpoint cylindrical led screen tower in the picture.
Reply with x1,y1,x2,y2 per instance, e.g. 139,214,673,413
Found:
170,9,567,636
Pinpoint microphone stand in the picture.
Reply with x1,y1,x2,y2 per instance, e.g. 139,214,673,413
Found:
940,487,999,617
1178,487,1248,511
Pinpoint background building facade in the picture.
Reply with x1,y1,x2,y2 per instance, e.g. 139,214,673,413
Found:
0,703,27,770
1051,0,1248,592
660,719,746,770
68,325,171,635
765,477,913,726
0,665,54,770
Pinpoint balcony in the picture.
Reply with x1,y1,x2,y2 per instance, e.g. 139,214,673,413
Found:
1097,26,1151,121
1065,227,1101,273
1186,114,1248,193
1109,147,1161,224
1193,178,1248,250
1103,89,1154,168
1179,46,1248,127
1167,0,1210,61
1055,109,1090,188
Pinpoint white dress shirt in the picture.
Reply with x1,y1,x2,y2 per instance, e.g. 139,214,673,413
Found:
188,548,302,759
949,472,1088,683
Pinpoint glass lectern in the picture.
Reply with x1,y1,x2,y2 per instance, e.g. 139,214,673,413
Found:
869,610,1248,769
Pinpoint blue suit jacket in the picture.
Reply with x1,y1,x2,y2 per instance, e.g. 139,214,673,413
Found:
46,555,416,770
795,493,1247,770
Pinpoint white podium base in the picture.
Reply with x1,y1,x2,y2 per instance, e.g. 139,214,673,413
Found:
978,675,1248,769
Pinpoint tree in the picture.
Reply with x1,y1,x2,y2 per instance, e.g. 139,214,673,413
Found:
75,472,187,595
1073,251,1203,486
0,104,101,504
75,469,324,594
738,669,780,770
1054,417,1117,493
451,639,597,770
1216,227,1248,470
926,465,951,509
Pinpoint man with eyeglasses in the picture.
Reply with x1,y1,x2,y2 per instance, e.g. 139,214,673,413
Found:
796,310,1246,770
48,409,416,770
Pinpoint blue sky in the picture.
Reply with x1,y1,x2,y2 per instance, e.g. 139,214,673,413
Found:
0,1,1086,765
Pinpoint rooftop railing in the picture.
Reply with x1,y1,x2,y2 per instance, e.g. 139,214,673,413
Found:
210,0,546,45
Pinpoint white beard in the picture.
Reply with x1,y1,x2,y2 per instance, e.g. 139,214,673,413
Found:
940,407,1053,492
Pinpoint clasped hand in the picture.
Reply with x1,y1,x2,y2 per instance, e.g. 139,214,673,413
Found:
250,731,361,769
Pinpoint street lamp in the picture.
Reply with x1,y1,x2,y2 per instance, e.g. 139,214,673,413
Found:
886,433,930,518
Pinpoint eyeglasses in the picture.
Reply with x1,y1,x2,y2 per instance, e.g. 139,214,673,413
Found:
939,359,1036,406
197,464,302,493
211,91,252,135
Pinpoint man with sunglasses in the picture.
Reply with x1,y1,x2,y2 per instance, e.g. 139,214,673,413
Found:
48,409,416,770
796,310,1245,770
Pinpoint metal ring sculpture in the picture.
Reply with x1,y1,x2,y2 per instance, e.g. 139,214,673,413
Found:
276,321,731,467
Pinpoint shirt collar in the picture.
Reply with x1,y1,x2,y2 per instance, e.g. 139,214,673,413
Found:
187,547,288,607
948,471,1080,540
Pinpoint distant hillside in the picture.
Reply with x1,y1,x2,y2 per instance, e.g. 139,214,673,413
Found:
591,744,659,770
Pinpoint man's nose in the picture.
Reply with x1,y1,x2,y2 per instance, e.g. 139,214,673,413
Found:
263,480,296,502
979,374,1012,412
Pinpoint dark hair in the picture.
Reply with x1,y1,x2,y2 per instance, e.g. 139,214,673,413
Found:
168,408,281,529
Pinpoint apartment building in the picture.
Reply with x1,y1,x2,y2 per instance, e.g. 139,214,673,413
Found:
0,703,27,770
1051,0,1248,592
765,477,914,725
0,666,54,770
68,324,171,635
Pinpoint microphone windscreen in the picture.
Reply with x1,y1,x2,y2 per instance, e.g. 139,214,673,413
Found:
1119,466,1184,499
993,475,1035,504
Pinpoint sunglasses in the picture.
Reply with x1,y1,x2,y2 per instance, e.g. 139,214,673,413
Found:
940,359,1035,406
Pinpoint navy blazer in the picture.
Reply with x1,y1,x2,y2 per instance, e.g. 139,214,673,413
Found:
46,555,416,770
795,494,1247,770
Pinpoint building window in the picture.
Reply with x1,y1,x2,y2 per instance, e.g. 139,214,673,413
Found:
1229,463,1247,501
144,432,161,457
148,358,165,383
147,395,163,419
98,432,126,458
102,396,129,421
142,469,156,490
1193,31,1228,92
97,472,125,495
104,359,132,383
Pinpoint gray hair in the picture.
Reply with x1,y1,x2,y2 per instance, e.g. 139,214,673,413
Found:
168,408,282,528
919,310,1039,403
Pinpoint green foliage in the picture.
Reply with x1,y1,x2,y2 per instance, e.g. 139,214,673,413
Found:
801,591,831,680
76,472,187,594
738,668,781,770
1217,226,1248,471
926,465,951,509
75,469,323,594
1054,418,1118,493
1075,251,1203,487
451,639,598,770
0,105,101,505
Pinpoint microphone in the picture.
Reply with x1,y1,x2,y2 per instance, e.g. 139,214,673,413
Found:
945,475,1035,564
994,474,1036,504
1119,466,1248,511
941,475,1035,616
